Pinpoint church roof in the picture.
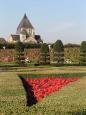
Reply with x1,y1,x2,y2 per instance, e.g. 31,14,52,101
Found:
17,14,34,33
20,29,28,35
11,35,20,41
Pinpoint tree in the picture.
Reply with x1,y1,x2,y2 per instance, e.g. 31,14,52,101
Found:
15,42,25,66
53,40,64,64
40,43,50,64
15,42,24,52
80,41,86,64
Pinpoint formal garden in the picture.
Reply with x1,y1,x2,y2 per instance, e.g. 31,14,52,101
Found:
0,40,86,114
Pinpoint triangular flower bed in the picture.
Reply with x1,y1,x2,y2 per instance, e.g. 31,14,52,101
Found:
21,77,80,106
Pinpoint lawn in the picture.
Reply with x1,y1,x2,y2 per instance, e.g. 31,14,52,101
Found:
0,66,86,115
0,61,18,67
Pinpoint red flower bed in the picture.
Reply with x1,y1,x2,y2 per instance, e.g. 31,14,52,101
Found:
24,77,80,102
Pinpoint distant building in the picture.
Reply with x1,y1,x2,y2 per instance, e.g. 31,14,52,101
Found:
8,35,20,43
7,14,43,44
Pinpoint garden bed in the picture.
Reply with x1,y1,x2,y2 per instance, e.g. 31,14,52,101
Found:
19,74,80,106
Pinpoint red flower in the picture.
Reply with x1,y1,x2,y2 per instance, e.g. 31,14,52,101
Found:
24,77,80,101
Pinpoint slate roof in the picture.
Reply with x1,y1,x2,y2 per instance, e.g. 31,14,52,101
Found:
20,29,28,35
0,38,6,44
16,14,34,34
11,35,20,41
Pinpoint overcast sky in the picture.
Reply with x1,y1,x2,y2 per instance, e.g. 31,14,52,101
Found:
0,0,86,44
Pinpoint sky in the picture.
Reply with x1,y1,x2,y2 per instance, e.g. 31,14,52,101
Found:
0,0,86,44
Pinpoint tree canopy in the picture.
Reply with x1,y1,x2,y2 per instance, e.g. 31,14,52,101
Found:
80,41,86,52
40,43,50,64
15,42,25,66
15,42,24,52
53,40,64,52
41,43,49,53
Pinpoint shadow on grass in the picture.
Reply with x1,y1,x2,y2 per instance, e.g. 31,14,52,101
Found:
20,77,37,106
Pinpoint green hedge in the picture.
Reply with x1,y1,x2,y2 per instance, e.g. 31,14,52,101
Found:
19,72,86,78
0,43,41,49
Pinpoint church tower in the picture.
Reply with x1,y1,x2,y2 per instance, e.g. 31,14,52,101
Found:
16,14,35,37
7,14,43,44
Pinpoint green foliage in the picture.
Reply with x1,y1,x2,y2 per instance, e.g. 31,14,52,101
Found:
20,72,86,78
24,43,41,49
0,43,41,49
15,42,24,52
40,43,50,64
15,42,25,66
80,41,86,64
53,52,64,63
64,47,80,64
64,43,80,48
40,53,50,64
41,43,49,53
0,43,4,49
50,43,80,64
0,61,18,67
80,41,86,52
6,43,15,49
0,73,27,115
1,68,86,114
53,40,64,52
15,52,25,66
53,40,64,64
0,43,16,49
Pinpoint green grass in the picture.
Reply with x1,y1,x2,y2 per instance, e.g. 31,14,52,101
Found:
0,61,18,67
19,72,86,78
0,66,86,114
30,77,86,115
0,72,27,115
0,61,38,67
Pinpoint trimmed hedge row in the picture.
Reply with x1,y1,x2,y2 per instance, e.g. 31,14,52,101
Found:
19,72,86,78
0,43,41,49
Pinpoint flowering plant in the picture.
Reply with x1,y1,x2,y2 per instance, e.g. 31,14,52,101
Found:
25,77,80,102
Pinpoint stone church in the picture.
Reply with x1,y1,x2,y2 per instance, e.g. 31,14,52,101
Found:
7,14,43,44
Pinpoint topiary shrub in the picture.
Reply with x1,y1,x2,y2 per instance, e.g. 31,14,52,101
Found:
40,43,50,64
80,41,86,64
24,43,41,49
53,40,64,64
15,42,25,66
